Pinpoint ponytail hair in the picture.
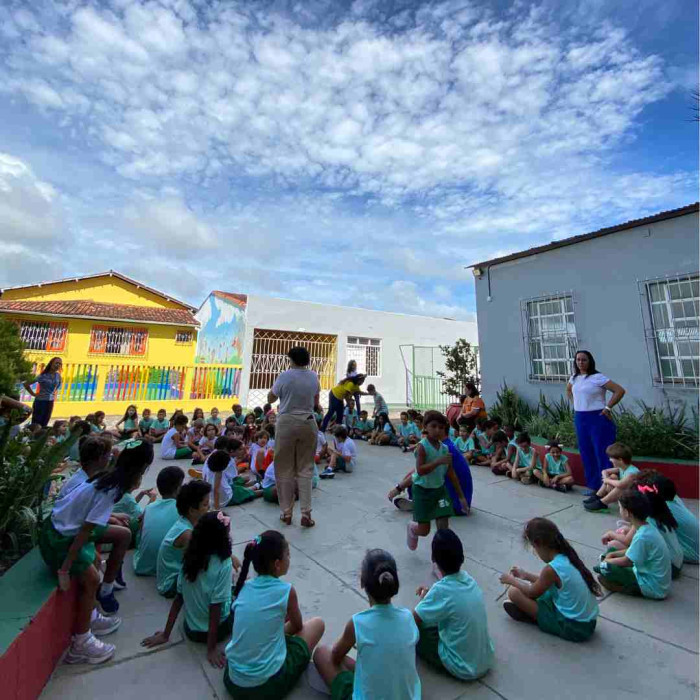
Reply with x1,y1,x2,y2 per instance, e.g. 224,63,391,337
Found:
361,548,399,603
182,512,232,582
523,518,601,597
233,530,287,598
637,484,677,532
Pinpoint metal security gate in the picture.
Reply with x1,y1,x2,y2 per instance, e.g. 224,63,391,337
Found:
247,329,337,408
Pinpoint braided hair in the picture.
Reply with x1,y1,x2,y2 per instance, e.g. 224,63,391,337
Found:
524,518,601,597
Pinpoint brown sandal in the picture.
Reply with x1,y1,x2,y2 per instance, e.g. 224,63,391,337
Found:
280,513,292,526
300,515,315,528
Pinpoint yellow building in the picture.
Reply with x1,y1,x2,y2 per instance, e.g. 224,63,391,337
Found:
0,271,241,418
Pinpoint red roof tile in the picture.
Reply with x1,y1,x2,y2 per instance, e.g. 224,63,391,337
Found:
0,300,199,327
212,291,248,306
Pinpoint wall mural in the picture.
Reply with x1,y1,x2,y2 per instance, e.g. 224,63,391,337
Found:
195,293,246,365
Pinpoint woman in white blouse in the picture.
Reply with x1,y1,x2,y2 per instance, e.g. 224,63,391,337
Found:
566,351,625,495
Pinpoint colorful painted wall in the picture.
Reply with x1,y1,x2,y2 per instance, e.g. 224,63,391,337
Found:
195,293,247,365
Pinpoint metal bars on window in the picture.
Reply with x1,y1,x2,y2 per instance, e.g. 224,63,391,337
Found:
346,336,382,377
638,273,699,387
521,293,578,382
89,325,148,357
19,320,68,352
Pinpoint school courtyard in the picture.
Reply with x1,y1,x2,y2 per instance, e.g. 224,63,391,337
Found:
41,442,698,700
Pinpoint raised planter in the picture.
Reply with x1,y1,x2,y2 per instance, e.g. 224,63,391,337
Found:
0,548,78,700
531,437,699,499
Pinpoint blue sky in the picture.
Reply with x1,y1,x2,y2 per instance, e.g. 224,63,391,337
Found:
0,0,696,320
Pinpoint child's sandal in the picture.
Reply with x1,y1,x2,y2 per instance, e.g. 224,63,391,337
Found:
300,515,315,528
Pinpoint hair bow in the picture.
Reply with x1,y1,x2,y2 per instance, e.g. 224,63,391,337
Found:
637,484,658,495
217,511,231,527
124,439,143,450
251,534,262,547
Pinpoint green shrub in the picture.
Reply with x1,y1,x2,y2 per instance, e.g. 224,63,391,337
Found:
489,383,534,430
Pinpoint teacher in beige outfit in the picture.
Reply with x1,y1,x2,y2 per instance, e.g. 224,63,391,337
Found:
267,346,320,527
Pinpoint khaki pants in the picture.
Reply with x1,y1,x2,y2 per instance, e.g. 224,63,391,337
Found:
275,413,317,517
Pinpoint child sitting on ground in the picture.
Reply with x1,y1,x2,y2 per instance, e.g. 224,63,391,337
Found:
321,426,356,478
354,410,374,440
595,489,671,599
533,440,575,491
343,398,360,437
133,466,184,576
249,430,273,477
242,413,257,444
315,422,329,463
156,480,211,596
139,408,154,438
643,483,684,578
369,414,397,446
206,407,222,427
39,440,155,663
205,449,262,510
149,409,170,443
115,405,139,440
313,548,420,699
510,432,540,483
413,529,494,680
195,423,219,464
503,424,518,463
500,518,599,641
453,422,475,462
472,419,499,465
225,531,325,697
397,411,421,451
186,419,207,462
584,442,640,512
161,414,193,460
487,431,510,475
88,411,106,434
143,511,237,667
230,403,245,425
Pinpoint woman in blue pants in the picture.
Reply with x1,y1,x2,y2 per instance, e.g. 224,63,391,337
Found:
567,351,625,496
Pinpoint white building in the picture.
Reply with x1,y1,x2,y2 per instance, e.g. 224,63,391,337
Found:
195,291,477,409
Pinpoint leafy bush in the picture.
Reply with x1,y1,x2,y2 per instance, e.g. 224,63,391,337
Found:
489,383,534,430
436,339,480,397
0,415,77,571
0,318,33,397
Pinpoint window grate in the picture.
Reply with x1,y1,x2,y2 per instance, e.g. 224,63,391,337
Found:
175,330,194,344
18,320,68,352
521,294,577,382
89,325,148,357
641,274,699,387
347,337,382,377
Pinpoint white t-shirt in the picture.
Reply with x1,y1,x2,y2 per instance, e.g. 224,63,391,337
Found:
202,454,239,507
272,368,320,415
51,480,117,536
568,373,610,412
334,437,357,468
316,431,327,456
262,462,276,489
161,428,180,459
58,468,89,498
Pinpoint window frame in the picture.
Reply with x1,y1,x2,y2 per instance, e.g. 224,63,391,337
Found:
639,273,699,388
17,319,68,353
520,292,578,383
346,336,382,378
88,324,149,357
175,329,194,345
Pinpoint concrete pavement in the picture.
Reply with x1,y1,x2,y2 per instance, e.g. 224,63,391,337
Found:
41,442,699,699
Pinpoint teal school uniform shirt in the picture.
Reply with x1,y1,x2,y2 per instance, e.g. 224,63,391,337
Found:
353,604,420,699
139,417,154,432
177,554,233,633
398,422,416,439
626,523,672,599
123,418,137,431
545,453,568,476
415,570,494,680
226,576,291,687
357,419,373,431
547,554,598,622
648,518,684,570
412,438,449,489
344,408,359,427
151,418,169,432
133,498,179,576
90,423,103,433
454,436,474,454
619,464,640,480
668,496,699,564
112,492,143,520
205,416,222,426
448,427,457,439
156,516,193,594
515,446,537,469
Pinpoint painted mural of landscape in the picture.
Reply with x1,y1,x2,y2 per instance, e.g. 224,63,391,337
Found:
195,293,246,365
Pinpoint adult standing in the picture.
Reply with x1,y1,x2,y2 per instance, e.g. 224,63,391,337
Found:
23,357,62,428
459,382,487,432
320,374,366,432
268,346,320,528
566,350,625,494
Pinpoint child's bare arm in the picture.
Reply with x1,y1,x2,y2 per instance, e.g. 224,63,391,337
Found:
500,564,557,598
206,603,225,668
331,619,356,667
415,444,450,475
142,594,183,647
285,586,303,636
446,466,468,512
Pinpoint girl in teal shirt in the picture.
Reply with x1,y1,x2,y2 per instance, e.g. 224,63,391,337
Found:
115,405,139,440
143,511,236,668
225,531,325,698
500,518,600,642
314,548,420,699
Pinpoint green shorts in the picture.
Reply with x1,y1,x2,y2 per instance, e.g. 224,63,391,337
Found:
184,612,234,644
227,478,257,506
39,518,108,576
174,447,193,459
330,670,354,700
593,561,642,596
412,483,453,524
416,625,449,675
536,588,597,642
223,636,310,699
262,486,278,503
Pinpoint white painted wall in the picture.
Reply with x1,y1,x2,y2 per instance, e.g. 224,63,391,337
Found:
239,294,477,406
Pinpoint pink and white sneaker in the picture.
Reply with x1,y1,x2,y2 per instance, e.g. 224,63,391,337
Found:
65,633,116,665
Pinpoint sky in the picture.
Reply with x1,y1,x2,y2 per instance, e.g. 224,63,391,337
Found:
0,0,697,321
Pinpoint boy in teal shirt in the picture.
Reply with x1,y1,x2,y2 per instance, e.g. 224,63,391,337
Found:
133,466,185,576
355,410,374,439
585,442,640,512
149,409,170,443
414,529,494,680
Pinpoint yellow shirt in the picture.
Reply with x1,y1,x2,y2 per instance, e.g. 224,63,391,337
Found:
331,380,360,400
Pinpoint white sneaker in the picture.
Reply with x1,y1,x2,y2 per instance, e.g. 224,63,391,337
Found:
65,633,116,665
91,612,122,637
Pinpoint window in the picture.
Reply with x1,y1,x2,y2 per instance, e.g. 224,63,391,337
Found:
18,320,68,352
524,295,577,381
89,325,148,356
646,275,699,386
347,337,382,377
175,329,194,344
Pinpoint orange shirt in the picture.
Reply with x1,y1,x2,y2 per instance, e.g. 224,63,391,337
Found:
461,396,487,420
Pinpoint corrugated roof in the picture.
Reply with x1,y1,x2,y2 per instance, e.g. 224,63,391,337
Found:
469,203,699,269
0,300,199,327
0,270,197,311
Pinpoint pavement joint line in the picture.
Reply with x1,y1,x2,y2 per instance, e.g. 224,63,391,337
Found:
195,648,223,699
478,677,510,699
597,614,699,656
539,503,576,519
